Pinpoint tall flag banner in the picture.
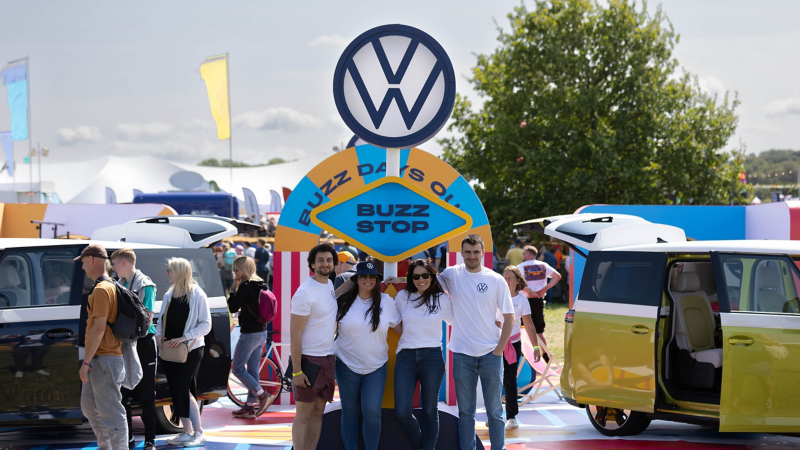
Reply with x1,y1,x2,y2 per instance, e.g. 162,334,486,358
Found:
269,189,283,212
0,132,13,176
200,55,230,140
242,187,260,221
105,187,117,204
1,59,28,140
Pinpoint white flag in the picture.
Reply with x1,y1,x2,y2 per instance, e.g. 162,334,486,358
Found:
269,190,282,212
106,187,117,204
242,187,260,221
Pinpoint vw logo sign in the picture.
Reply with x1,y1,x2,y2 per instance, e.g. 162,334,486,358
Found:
367,262,374,269
477,283,488,293
333,24,456,149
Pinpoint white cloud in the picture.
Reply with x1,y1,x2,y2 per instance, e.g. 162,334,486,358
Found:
698,75,727,98
308,34,350,47
56,126,102,145
115,122,175,141
763,98,800,117
234,107,322,132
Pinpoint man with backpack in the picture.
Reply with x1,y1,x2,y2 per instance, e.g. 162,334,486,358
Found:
111,248,157,450
77,244,129,450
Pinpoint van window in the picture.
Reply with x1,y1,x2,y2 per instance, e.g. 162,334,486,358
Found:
579,251,667,306
716,254,800,314
0,247,79,308
107,248,224,299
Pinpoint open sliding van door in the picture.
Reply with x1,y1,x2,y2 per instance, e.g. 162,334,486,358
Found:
712,252,800,433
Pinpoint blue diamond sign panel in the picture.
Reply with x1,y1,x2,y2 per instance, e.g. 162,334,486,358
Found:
310,177,472,262
333,24,456,149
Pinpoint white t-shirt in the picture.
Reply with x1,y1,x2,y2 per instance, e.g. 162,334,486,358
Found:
334,293,401,375
290,277,337,357
245,247,256,259
517,260,557,292
496,293,532,342
439,265,514,357
395,290,454,353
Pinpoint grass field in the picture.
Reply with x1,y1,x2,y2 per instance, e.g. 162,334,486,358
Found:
541,302,569,363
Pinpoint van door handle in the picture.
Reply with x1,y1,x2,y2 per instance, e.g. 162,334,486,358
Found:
45,329,74,340
630,325,650,335
727,337,754,346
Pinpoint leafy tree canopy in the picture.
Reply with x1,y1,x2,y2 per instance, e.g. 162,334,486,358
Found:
198,157,289,167
744,149,800,201
440,0,749,245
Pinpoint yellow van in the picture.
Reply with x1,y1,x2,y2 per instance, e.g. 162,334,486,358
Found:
516,214,800,435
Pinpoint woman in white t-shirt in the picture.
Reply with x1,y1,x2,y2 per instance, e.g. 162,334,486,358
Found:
498,265,541,430
334,261,402,450
394,259,454,450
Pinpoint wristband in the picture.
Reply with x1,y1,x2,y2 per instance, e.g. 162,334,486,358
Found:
292,370,304,377
82,361,92,368
533,346,540,351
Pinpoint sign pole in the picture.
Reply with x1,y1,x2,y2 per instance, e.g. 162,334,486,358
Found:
226,52,233,218
384,147,401,278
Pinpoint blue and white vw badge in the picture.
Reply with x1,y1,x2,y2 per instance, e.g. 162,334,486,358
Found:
333,24,456,149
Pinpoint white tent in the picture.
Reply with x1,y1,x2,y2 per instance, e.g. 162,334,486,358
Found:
0,154,327,205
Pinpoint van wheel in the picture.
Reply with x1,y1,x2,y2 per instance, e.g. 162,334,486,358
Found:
586,405,650,436
155,402,204,434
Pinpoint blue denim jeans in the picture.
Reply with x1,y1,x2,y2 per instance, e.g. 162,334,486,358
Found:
453,351,504,450
394,348,445,450
231,329,268,404
335,358,388,450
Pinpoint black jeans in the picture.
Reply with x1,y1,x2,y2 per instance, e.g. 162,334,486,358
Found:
502,341,523,419
122,334,157,443
162,347,203,418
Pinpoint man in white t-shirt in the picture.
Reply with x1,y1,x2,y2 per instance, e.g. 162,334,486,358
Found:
391,234,514,450
517,245,561,302
289,243,337,450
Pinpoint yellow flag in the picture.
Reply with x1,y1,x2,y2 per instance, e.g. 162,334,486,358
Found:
200,55,230,140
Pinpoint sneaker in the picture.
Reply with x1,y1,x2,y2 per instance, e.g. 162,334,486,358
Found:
506,418,520,429
231,404,256,419
14,371,23,378
186,431,206,447
256,391,274,416
35,369,50,376
143,442,156,450
165,432,193,445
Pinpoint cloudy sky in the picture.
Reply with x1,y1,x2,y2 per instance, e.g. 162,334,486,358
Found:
0,0,798,165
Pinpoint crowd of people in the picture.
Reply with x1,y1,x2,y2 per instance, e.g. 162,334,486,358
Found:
76,231,562,450
290,234,559,450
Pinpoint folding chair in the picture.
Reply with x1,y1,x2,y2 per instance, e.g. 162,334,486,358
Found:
515,332,563,405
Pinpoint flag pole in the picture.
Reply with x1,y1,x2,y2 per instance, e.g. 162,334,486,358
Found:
226,52,233,218
27,56,32,196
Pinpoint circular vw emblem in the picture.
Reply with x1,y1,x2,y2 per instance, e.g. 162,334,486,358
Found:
333,24,456,149
477,283,488,293
366,262,374,269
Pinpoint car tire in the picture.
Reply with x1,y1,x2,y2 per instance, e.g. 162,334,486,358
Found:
585,405,651,436
155,401,205,434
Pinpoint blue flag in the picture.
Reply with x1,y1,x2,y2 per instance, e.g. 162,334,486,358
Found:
1,60,28,140
0,132,13,176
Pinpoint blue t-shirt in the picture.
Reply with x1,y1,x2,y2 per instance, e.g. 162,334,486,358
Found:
542,251,558,270
254,247,270,272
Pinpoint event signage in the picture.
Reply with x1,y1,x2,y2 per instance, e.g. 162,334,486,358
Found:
311,177,472,262
333,24,456,149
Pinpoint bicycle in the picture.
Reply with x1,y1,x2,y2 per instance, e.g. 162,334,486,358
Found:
227,330,293,414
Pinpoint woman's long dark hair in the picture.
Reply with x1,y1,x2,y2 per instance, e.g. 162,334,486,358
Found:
336,275,382,332
405,259,445,314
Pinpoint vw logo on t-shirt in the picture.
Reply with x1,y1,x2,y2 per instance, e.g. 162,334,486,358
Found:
477,283,488,293
333,24,456,149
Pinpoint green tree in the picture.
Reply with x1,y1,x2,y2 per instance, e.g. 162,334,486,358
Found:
268,157,286,165
440,0,749,244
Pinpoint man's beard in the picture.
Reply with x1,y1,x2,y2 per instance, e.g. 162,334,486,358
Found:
464,259,481,270
316,266,332,277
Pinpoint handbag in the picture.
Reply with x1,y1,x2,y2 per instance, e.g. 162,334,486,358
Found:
158,292,195,363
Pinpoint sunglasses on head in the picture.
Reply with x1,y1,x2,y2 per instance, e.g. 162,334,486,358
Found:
411,273,431,280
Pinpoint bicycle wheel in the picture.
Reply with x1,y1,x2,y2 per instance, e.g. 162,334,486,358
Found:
227,354,284,408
